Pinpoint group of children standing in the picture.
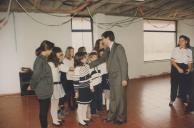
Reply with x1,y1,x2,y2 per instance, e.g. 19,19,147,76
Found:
73,48,110,126
31,39,110,128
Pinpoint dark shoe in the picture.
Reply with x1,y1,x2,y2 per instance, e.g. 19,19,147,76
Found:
58,110,67,119
97,108,103,112
58,120,64,124
169,101,173,107
79,123,88,127
104,118,112,123
185,105,194,113
84,119,93,123
113,120,126,125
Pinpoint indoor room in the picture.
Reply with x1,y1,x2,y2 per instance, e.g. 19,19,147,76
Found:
1,0,194,128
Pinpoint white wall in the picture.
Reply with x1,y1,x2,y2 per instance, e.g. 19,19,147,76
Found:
1,12,194,94
0,12,72,94
93,14,171,79
177,19,194,46
14,13,72,68
0,13,20,94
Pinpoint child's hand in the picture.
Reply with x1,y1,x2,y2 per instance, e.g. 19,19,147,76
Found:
27,86,31,90
90,86,94,92
69,67,74,71
91,88,94,92
75,92,79,99
87,59,91,64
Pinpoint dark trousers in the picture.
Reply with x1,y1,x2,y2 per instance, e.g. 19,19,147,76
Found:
186,71,194,111
170,64,191,102
59,88,76,110
59,72,76,110
38,98,50,128
107,80,127,122
91,84,103,114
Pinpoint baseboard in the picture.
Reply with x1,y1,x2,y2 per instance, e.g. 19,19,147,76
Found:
0,92,20,97
130,72,170,80
0,73,170,96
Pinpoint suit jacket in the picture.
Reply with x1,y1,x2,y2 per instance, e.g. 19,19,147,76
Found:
90,43,128,85
191,47,194,69
107,43,128,85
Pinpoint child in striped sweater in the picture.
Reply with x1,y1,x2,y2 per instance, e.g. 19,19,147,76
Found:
88,52,103,115
73,52,92,126
98,49,110,111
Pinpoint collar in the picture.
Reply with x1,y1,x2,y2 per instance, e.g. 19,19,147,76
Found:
109,41,114,51
179,46,186,50
39,54,47,60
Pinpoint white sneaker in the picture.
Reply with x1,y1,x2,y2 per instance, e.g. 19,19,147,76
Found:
79,121,86,126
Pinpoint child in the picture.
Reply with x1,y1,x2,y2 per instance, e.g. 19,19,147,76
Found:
89,52,103,115
98,49,110,111
48,47,66,126
73,52,92,126
30,40,54,128
59,46,76,118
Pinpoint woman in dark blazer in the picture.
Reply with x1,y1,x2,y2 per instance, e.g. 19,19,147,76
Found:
31,40,54,128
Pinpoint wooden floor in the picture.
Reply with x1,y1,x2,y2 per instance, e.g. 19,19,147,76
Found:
1,75,194,128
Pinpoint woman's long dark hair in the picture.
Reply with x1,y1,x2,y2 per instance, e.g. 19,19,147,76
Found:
93,39,102,52
74,52,87,67
178,35,191,48
78,47,86,53
48,47,62,67
36,40,54,56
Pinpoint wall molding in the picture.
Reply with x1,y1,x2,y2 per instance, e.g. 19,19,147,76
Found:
0,93,20,97
130,72,170,80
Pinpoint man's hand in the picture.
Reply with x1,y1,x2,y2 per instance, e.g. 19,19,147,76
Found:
122,80,128,87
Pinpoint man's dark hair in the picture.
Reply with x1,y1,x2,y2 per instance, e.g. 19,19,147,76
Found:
101,31,115,41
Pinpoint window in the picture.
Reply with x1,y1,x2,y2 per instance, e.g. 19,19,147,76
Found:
144,20,176,61
71,17,93,53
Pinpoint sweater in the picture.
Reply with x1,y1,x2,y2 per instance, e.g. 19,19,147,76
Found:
30,55,53,99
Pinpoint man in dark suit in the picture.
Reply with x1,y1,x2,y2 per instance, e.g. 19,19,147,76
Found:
186,45,194,112
90,31,129,124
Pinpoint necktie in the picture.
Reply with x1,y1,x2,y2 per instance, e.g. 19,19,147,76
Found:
106,47,111,71
107,47,111,58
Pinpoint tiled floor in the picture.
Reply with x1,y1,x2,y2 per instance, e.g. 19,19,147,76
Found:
0,75,194,128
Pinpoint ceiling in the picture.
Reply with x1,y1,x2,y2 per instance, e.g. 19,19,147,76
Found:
1,0,194,20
